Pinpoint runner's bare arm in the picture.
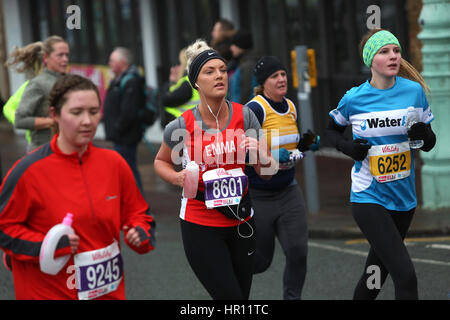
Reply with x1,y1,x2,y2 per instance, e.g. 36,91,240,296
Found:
154,142,186,188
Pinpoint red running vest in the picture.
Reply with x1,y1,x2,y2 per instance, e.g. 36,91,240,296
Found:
180,102,251,227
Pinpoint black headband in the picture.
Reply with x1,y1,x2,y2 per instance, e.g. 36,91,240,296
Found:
188,49,225,88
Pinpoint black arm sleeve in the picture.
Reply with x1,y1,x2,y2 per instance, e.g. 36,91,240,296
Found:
325,119,347,150
327,119,436,154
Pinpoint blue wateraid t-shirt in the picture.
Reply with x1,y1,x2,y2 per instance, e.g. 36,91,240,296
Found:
328,76,434,211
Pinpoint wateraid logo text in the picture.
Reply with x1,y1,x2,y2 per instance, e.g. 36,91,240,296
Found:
361,117,403,130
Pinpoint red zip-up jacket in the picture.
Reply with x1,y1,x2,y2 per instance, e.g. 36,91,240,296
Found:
0,135,155,299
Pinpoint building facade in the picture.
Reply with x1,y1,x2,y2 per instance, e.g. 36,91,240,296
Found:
1,0,416,143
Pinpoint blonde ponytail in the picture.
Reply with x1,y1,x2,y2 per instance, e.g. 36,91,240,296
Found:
398,58,431,99
5,41,44,77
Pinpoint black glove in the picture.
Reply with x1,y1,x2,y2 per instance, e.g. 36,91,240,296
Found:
298,130,319,152
408,122,432,141
337,138,371,161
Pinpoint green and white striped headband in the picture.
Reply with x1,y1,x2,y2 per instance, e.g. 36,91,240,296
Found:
362,30,402,68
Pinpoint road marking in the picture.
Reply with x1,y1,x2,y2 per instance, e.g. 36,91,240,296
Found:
309,241,450,267
410,258,450,267
426,244,450,250
309,242,367,257
345,236,450,245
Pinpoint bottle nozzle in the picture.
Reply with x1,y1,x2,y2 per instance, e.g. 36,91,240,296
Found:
62,213,73,226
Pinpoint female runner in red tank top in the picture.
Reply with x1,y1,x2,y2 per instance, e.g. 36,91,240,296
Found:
154,39,276,300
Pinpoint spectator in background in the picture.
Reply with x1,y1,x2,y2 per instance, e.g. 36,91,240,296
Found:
210,18,236,62
3,81,32,146
160,48,200,128
228,30,259,104
103,47,145,193
10,35,69,152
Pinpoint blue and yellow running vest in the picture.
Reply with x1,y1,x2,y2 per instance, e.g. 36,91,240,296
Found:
249,95,300,151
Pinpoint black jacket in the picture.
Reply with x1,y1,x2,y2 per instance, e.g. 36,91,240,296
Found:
103,66,145,145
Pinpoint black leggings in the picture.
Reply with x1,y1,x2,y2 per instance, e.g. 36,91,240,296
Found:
352,203,417,300
180,218,255,300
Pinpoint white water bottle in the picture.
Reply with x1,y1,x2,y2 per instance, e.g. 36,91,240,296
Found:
183,161,199,199
406,107,424,149
39,213,74,275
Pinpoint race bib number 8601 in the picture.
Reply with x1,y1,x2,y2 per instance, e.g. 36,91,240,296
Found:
203,168,248,209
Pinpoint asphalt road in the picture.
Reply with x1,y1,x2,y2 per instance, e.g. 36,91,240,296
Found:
0,124,448,300
1,211,449,300
123,219,450,300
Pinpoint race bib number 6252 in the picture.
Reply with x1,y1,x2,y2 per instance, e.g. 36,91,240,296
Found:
368,142,411,183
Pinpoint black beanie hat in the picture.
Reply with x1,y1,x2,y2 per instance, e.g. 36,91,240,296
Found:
254,56,287,85
231,30,253,50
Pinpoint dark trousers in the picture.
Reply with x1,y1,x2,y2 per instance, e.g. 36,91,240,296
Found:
352,203,417,300
180,218,255,300
113,143,143,193
250,184,308,300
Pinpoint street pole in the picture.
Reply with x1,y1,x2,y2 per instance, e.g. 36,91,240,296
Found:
294,45,320,214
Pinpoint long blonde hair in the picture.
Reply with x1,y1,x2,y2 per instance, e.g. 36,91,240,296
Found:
359,29,430,98
5,35,66,78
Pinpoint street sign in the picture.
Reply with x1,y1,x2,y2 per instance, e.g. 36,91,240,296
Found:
307,49,317,88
